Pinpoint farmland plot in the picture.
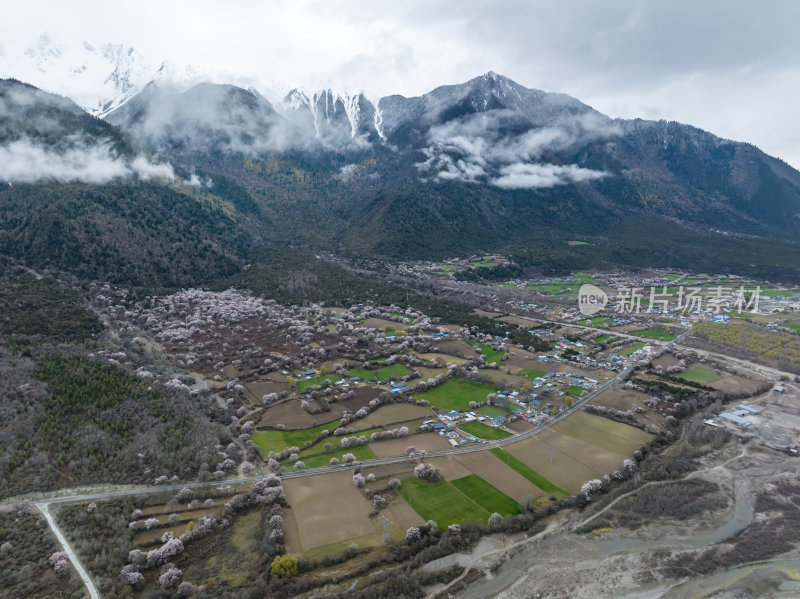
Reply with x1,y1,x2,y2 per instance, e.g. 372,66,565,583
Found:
455,450,543,502
552,411,652,455
283,470,379,551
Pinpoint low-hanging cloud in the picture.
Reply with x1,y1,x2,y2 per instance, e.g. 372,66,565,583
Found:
0,137,175,183
417,109,618,188
418,150,487,183
187,172,212,187
108,82,338,157
338,163,357,181
130,154,175,180
493,163,607,189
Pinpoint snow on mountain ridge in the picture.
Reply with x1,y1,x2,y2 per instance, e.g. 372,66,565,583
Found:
0,33,199,118
342,93,361,139
276,88,374,138
278,87,378,143
283,88,311,111
5,45,607,155
3,43,596,148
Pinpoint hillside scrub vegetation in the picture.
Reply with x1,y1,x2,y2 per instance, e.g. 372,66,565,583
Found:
689,321,800,373
0,265,102,343
0,182,247,288
0,349,227,497
0,504,85,599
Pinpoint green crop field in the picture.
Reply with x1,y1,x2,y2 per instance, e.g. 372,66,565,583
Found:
347,367,374,379
760,289,797,297
476,405,510,417
347,364,412,381
785,324,800,334
564,386,586,397
416,377,498,411
296,444,377,469
450,475,520,516
252,421,338,456
593,334,612,344
617,342,645,356
672,364,724,384
630,327,675,341
398,477,490,527
376,364,412,380
527,284,579,297
296,374,339,393
459,420,512,440
478,343,505,364
295,426,384,458
490,448,568,495
519,368,547,379
581,316,617,327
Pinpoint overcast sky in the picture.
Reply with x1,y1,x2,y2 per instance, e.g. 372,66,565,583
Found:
3,0,799,167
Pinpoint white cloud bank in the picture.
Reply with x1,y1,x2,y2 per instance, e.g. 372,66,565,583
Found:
493,163,607,189
338,163,357,181
187,172,212,187
0,138,174,183
1,1,799,167
417,111,617,189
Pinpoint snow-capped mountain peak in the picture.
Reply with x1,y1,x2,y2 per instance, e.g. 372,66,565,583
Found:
282,88,310,111
0,33,196,118
278,88,379,144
